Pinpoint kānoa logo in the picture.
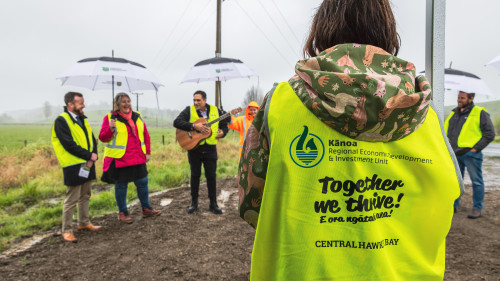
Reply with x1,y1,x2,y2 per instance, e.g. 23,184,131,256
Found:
290,126,325,168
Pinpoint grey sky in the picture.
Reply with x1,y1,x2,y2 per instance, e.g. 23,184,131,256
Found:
1,0,499,115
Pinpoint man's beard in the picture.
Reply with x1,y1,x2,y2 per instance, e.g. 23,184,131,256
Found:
74,108,84,116
460,101,471,109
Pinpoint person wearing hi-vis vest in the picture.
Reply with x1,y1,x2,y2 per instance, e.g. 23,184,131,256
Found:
52,92,101,243
228,101,260,159
445,91,495,219
173,90,230,214
99,93,161,224
237,1,463,280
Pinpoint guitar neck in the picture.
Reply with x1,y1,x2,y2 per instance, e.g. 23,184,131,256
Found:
205,111,233,127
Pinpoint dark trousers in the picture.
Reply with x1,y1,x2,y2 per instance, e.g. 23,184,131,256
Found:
188,145,218,202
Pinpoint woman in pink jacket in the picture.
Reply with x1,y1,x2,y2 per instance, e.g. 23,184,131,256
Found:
99,93,161,223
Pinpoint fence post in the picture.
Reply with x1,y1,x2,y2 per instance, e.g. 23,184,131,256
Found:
162,135,165,145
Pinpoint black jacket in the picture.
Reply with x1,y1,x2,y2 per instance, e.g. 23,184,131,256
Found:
446,103,495,156
53,107,98,186
173,104,230,151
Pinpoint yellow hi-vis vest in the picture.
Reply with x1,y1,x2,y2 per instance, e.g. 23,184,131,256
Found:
444,106,485,148
250,82,462,281
189,105,219,145
51,112,94,167
103,112,146,159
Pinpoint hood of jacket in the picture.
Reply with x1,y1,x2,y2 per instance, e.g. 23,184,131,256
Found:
245,101,260,121
288,43,432,142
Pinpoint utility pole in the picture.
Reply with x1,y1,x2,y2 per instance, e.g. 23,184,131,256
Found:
112,49,115,109
215,0,222,109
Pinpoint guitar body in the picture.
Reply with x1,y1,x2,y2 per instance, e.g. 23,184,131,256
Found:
176,118,212,150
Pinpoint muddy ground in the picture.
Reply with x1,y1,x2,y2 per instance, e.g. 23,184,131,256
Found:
0,161,499,280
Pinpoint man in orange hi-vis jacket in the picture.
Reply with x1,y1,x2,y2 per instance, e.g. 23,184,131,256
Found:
229,101,260,158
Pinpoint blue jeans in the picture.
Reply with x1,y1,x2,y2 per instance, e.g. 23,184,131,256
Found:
454,151,484,210
115,176,151,212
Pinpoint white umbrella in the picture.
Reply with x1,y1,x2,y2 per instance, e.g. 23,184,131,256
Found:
57,56,164,105
181,57,257,83
420,68,493,96
487,54,500,71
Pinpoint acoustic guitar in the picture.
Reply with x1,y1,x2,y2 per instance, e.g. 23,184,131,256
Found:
176,107,242,150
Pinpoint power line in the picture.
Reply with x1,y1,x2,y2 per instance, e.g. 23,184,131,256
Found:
233,0,294,69
149,0,194,68
270,0,303,47
160,9,217,75
153,0,212,73
256,0,300,58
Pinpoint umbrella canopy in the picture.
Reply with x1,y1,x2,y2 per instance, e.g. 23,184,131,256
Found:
487,54,500,71
181,57,257,83
57,57,164,92
420,68,493,96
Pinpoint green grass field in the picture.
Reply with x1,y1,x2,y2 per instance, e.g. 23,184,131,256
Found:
0,125,53,151
0,124,240,251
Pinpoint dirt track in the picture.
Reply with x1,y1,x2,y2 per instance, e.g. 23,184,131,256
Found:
0,169,499,280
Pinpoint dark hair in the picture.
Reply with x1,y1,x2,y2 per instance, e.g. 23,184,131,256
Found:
113,92,132,112
193,90,207,100
303,0,400,57
64,92,83,105
459,91,475,99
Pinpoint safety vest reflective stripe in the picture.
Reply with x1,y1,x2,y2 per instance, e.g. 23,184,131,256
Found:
51,112,93,167
103,113,146,159
250,82,460,281
103,134,126,150
444,106,485,148
189,105,219,145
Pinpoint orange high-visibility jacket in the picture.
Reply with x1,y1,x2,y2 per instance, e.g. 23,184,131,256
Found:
229,101,260,157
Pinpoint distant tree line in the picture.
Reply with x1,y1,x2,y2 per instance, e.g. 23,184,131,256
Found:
241,86,264,111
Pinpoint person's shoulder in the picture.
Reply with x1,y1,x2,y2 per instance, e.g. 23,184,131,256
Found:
54,113,68,123
180,106,191,115
174,106,191,119
475,105,487,111
53,114,70,132
102,113,112,120
479,107,492,117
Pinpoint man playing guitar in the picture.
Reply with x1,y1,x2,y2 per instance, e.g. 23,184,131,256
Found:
173,90,231,214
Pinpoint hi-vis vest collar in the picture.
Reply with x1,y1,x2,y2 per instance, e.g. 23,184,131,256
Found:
190,104,219,145
103,112,146,159
444,106,485,149
51,112,93,167
250,82,462,281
